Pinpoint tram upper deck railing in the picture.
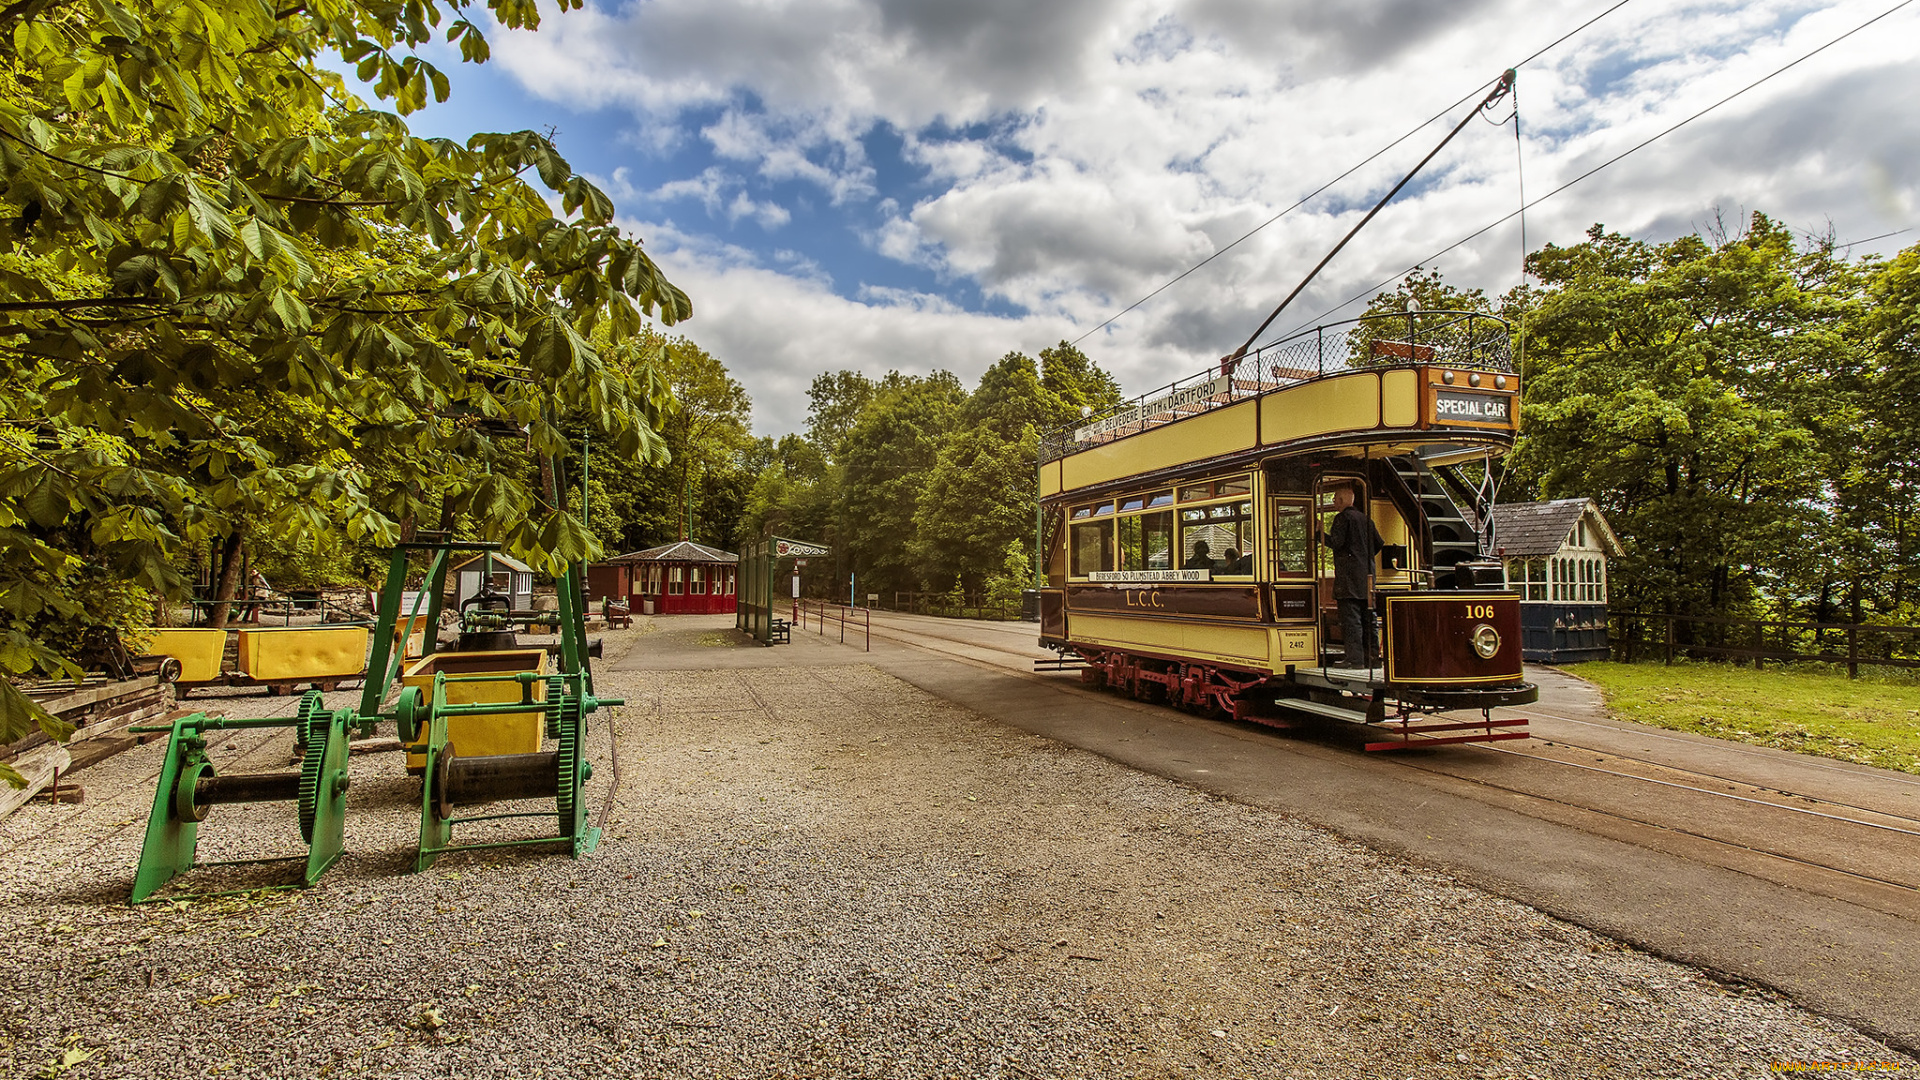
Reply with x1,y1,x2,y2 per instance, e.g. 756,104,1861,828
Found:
1039,310,1514,465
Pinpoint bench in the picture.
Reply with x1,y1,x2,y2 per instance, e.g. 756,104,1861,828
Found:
603,600,632,629
769,618,791,645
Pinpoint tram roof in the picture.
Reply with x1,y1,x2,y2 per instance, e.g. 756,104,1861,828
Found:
1039,312,1519,500
1042,310,1515,468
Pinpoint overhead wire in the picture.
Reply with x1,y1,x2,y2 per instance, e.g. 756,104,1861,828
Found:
1065,0,1637,348
1264,0,1920,346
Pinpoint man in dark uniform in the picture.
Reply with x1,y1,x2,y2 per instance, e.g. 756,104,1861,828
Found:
1324,483,1383,667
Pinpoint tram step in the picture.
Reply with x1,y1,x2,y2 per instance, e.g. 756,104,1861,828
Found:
1271,696,1370,724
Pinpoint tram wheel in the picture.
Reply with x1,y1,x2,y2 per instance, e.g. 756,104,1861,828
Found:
1132,674,1165,704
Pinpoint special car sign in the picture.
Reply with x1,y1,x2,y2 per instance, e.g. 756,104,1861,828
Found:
1432,390,1512,426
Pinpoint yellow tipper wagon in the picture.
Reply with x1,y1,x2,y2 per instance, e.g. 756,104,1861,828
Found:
1037,311,1537,750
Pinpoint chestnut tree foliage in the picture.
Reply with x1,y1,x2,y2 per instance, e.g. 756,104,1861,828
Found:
0,0,690,694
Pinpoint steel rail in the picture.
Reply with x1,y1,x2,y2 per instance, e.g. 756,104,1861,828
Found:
1476,726,1920,827
864,614,1920,894
1510,708,1920,792
1374,752,1919,897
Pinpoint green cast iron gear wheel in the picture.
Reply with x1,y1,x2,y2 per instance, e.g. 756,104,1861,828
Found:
291,690,326,759
554,693,584,836
297,698,333,845
543,675,566,740
394,686,423,747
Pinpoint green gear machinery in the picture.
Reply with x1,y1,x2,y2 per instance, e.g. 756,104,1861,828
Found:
296,692,330,844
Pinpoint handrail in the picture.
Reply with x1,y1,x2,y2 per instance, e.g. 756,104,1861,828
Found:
1040,309,1513,464
797,599,870,652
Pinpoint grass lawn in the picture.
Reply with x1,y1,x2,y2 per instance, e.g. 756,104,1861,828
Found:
1564,661,1920,775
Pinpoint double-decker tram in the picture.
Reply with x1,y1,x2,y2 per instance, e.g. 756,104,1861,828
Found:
1036,311,1537,750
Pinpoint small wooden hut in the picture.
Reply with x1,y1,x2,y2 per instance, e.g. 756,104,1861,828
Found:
592,541,739,616
449,552,535,613
1489,499,1622,663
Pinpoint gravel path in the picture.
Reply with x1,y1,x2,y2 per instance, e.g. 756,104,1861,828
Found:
1,653,1910,1079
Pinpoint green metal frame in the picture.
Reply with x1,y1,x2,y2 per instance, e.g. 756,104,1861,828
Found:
130,536,617,903
129,697,350,904
411,668,619,872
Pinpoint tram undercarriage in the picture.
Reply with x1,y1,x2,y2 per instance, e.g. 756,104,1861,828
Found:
1062,644,1535,751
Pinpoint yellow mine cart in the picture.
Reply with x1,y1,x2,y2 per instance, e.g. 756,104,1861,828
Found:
141,629,227,684
236,626,370,691
401,648,548,770
392,614,432,661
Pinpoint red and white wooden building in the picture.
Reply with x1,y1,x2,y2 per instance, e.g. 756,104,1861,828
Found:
588,541,739,616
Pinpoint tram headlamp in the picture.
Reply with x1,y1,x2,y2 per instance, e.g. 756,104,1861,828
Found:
1470,623,1501,659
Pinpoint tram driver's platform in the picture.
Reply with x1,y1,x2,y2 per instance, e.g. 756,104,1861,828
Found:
1260,663,1534,750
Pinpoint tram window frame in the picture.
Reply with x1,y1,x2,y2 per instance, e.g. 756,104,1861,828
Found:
1178,474,1251,504
1070,518,1115,577
1117,509,1175,571
1267,498,1312,577
1179,498,1254,576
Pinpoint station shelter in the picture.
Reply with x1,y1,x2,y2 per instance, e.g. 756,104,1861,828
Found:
1487,499,1622,663
591,541,739,616
737,536,830,644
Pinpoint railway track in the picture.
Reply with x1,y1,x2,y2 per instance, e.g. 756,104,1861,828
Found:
857,609,1920,914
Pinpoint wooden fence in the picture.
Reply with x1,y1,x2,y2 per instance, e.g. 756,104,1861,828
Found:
891,592,1020,621
1609,611,1920,678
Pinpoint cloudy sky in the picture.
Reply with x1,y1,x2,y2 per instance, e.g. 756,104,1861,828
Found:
401,0,1919,436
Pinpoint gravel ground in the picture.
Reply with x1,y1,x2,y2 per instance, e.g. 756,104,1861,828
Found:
1,639,1912,1079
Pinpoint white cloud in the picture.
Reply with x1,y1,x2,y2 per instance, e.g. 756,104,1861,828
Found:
600,165,793,231
499,0,1919,431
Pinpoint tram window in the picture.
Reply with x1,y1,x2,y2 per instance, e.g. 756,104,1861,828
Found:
1179,483,1212,503
1118,510,1174,570
1216,477,1252,498
1093,502,1115,516
1266,461,1312,494
1120,495,1147,513
1070,520,1114,576
1269,500,1310,575
1146,489,1174,508
1180,501,1253,574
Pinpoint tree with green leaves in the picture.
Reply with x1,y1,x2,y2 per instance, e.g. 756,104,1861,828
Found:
566,329,750,553
909,346,1122,591
1507,214,1861,625
0,0,689,696
803,370,878,461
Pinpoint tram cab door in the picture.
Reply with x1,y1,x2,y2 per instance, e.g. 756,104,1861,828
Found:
1314,474,1366,661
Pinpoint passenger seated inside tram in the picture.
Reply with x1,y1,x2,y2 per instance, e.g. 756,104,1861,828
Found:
1222,547,1253,575
1188,540,1218,573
